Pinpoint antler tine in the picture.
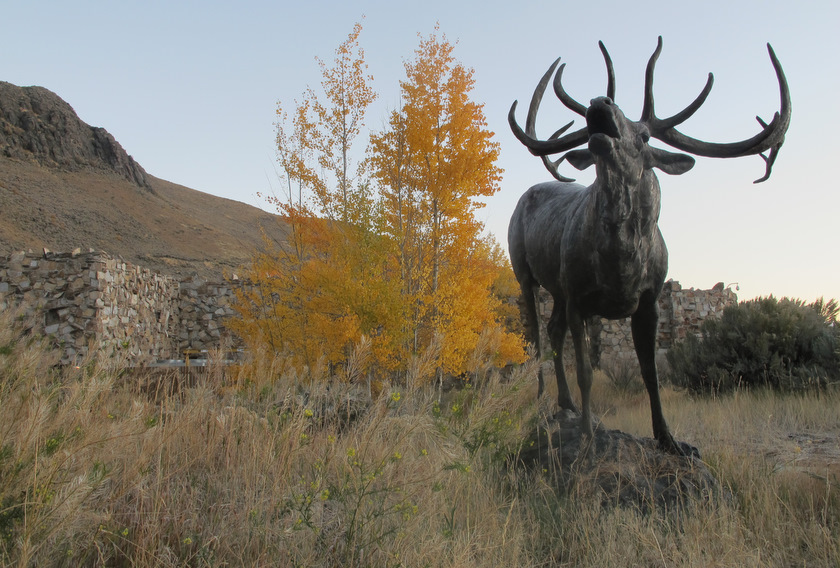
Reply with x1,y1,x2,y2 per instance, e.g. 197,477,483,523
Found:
553,41,616,116
508,101,588,156
753,108,784,183
644,39,791,183
598,41,616,101
509,58,589,158
553,63,587,116
549,121,576,140
542,120,578,182
656,73,714,130
640,37,663,122
527,58,563,134
641,35,715,129
750,43,791,183
542,155,575,183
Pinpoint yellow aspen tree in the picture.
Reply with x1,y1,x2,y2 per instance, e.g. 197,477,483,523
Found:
232,22,403,378
371,27,525,377
370,109,431,356
234,22,524,382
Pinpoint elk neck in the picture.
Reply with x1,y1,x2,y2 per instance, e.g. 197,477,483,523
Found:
562,168,662,316
591,163,660,233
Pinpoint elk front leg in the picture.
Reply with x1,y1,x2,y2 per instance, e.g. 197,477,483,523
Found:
567,304,593,437
547,300,578,412
631,292,682,455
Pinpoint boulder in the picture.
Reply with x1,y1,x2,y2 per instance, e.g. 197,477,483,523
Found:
517,411,725,514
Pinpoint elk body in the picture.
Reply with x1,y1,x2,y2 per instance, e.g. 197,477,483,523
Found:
508,38,790,454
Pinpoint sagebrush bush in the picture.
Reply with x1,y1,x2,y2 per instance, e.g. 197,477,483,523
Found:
601,356,645,394
667,297,840,393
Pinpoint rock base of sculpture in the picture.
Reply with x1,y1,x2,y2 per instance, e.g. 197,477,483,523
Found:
517,411,725,514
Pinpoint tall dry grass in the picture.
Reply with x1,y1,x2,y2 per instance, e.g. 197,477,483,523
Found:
1,305,838,567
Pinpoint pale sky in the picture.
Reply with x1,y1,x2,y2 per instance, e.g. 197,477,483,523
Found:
2,0,838,302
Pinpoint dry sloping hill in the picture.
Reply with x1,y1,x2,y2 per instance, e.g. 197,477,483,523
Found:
0,81,285,279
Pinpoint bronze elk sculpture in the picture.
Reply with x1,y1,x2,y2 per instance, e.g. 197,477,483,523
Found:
508,37,790,454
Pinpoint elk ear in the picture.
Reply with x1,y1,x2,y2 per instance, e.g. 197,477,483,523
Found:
646,147,695,175
566,149,595,170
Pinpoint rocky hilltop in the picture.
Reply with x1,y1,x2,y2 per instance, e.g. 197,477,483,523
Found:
0,81,285,279
0,81,149,188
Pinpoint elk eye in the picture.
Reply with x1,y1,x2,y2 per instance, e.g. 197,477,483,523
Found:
639,129,651,143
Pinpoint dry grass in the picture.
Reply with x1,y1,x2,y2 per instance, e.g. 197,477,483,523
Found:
0,156,286,279
1,306,839,566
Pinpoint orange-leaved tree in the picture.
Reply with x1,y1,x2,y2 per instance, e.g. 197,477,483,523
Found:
232,23,525,382
230,22,405,378
370,27,525,377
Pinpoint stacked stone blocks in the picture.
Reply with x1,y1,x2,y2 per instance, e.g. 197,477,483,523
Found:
529,280,737,367
0,250,240,364
1,250,735,367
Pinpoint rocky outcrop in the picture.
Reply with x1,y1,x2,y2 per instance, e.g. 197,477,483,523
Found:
0,81,149,188
518,411,724,513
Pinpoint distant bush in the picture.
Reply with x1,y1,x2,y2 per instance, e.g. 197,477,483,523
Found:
667,297,840,393
601,356,645,394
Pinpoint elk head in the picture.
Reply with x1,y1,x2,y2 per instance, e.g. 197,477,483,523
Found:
509,37,791,184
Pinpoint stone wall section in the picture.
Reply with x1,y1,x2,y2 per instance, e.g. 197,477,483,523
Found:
1,248,736,367
177,277,239,354
1,250,107,363
0,250,240,364
526,280,737,366
93,254,181,362
665,281,737,345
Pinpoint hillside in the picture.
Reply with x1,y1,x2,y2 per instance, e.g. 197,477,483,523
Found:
0,81,285,279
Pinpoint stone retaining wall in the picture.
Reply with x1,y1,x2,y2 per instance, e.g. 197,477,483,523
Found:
1,249,736,367
0,250,240,364
598,280,737,362
528,280,737,366
177,277,239,354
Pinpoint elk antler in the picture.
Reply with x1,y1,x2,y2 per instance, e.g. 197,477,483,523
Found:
508,60,587,181
553,41,616,117
511,38,791,183
641,36,791,183
508,42,616,181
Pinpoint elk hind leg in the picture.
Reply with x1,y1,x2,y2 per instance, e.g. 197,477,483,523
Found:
520,282,545,398
547,300,578,412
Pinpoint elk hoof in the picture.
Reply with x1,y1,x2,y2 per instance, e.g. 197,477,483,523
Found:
678,441,701,459
659,436,701,459
558,399,579,414
579,417,594,439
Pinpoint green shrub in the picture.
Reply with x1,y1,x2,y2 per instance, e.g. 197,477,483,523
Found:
601,356,645,394
667,297,839,393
